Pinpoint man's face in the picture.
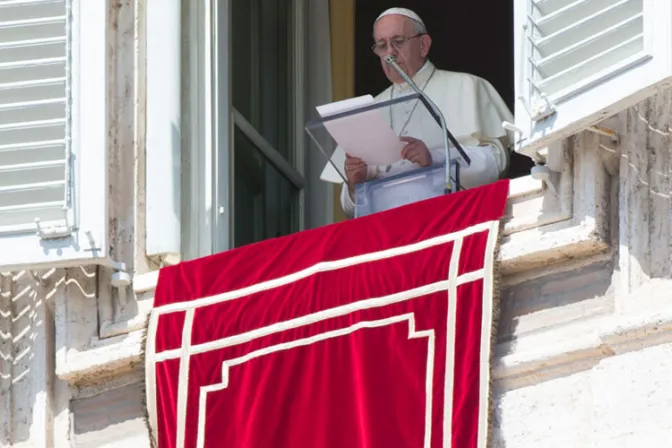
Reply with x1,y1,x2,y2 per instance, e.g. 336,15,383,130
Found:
373,15,431,84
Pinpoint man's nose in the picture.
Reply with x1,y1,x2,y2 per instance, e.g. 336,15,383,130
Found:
383,45,398,59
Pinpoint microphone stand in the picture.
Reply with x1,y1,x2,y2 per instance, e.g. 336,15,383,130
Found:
384,55,470,193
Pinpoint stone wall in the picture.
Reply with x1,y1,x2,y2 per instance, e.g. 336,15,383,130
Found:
2,0,672,445
492,92,672,446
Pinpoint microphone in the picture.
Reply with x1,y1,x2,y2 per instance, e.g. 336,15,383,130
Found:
384,55,470,193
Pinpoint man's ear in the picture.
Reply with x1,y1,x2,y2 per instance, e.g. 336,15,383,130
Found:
420,35,432,58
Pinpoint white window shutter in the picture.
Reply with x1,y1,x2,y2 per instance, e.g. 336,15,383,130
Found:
0,0,109,271
513,0,672,158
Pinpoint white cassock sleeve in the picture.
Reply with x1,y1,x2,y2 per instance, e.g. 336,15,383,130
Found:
340,183,355,218
429,144,501,190
339,164,379,218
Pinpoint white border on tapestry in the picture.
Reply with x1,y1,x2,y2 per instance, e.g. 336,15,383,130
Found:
443,236,463,446
154,221,493,314
195,314,436,448
144,219,499,448
478,220,499,448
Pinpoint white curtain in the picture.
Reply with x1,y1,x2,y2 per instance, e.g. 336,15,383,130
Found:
305,0,334,228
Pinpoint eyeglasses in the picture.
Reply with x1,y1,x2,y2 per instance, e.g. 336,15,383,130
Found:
371,34,425,56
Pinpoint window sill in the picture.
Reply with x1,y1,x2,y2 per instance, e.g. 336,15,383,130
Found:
57,171,607,384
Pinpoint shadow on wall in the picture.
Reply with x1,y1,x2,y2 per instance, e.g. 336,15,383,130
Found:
70,382,148,447
0,269,71,445
490,89,672,446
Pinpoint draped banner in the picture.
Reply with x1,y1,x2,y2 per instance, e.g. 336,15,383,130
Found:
144,180,509,448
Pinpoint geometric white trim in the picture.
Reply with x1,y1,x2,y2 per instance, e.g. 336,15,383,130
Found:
175,308,194,448
443,236,463,446
195,313,436,447
145,219,500,448
154,279,454,363
153,220,494,314
478,215,499,448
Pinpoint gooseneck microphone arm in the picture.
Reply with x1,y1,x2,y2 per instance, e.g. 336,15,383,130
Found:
384,55,470,192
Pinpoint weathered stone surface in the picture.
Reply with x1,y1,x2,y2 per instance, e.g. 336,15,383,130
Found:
3,4,672,447
71,383,149,448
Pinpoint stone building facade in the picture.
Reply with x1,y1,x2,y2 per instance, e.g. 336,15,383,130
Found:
1,0,672,446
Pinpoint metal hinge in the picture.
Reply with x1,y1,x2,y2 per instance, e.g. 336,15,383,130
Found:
35,207,73,240
521,93,557,122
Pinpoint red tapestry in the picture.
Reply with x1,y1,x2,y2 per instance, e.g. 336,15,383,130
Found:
144,180,509,448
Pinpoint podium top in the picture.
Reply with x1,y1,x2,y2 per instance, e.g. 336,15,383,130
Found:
306,93,438,184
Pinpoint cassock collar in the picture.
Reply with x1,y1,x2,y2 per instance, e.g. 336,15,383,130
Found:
392,60,435,94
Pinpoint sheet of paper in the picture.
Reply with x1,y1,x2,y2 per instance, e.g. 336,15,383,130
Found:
316,95,404,178
319,146,347,184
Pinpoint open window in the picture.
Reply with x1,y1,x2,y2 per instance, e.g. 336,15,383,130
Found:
354,0,534,179
513,0,672,159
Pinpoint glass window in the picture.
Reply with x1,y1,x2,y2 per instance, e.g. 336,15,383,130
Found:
230,0,302,248
231,0,292,163
233,126,299,247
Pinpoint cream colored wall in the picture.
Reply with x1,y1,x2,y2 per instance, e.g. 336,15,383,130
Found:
328,0,355,224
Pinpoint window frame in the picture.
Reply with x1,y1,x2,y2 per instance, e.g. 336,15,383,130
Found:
229,0,307,247
0,0,109,272
184,0,308,259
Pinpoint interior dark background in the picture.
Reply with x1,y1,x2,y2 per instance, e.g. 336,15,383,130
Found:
354,0,533,178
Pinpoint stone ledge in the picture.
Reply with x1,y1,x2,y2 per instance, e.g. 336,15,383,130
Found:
56,330,144,384
57,279,672,389
59,177,613,385
133,270,160,293
494,298,672,391
499,221,609,276
502,175,572,236
56,271,159,384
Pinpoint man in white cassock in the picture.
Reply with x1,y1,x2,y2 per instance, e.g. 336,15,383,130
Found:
339,7,514,218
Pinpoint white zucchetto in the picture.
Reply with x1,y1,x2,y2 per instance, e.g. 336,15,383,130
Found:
374,7,426,30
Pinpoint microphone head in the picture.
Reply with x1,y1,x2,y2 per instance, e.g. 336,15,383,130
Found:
384,55,396,65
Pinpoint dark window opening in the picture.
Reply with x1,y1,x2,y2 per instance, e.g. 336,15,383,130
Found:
355,0,533,179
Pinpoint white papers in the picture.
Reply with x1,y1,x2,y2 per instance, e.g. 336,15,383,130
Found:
316,95,403,183
319,147,347,184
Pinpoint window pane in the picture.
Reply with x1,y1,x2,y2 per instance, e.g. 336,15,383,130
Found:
234,126,299,247
231,0,292,162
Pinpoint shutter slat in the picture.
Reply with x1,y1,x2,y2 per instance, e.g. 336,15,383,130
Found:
536,0,619,31
0,56,66,69
0,0,64,6
0,16,66,29
0,201,65,229
0,36,65,50
0,97,65,110
0,0,68,231
0,179,65,193
0,77,66,90
0,117,66,131
0,202,63,213
0,159,64,169
0,139,65,152
0,161,65,191
532,0,575,16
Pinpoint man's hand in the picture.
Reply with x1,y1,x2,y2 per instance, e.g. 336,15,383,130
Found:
400,137,432,167
344,154,367,198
